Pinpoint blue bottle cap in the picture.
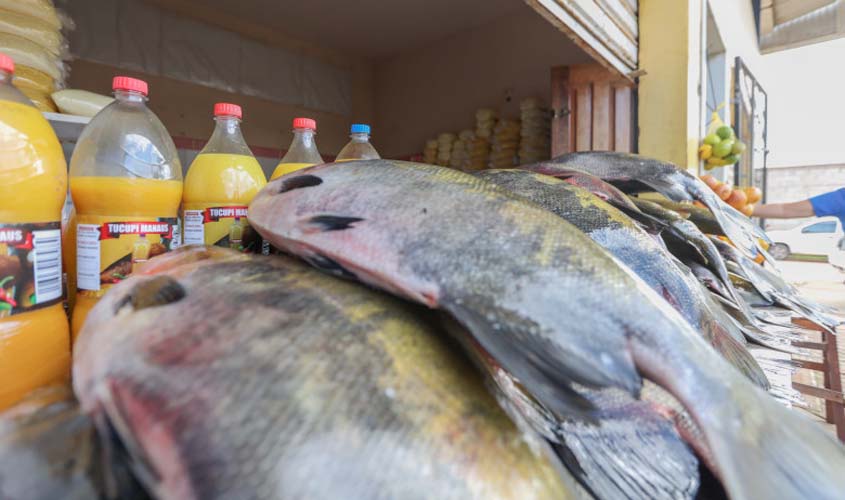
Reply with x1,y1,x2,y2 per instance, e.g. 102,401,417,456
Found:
350,123,370,134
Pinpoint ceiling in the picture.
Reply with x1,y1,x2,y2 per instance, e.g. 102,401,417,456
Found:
197,0,526,59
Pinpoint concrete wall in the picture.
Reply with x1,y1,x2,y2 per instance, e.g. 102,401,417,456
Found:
373,7,592,158
638,0,764,171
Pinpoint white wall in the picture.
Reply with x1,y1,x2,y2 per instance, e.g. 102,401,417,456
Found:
373,7,592,158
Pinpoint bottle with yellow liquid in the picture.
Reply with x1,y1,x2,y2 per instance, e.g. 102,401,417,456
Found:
69,76,182,340
183,102,266,252
0,52,70,410
336,123,380,161
270,117,323,180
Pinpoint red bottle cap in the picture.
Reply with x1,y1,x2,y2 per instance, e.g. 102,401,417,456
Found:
0,52,13,74
112,76,148,96
293,117,316,130
214,102,242,119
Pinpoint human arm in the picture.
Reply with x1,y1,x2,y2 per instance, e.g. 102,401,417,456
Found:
752,200,815,219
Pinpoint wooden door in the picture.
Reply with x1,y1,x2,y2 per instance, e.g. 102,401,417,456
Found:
550,63,635,156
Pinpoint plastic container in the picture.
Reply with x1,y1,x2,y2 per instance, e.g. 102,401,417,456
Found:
270,117,323,179
69,76,182,340
183,103,266,252
0,52,70,410
336,123,380,161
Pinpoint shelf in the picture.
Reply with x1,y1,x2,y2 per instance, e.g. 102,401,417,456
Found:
43,112,90,143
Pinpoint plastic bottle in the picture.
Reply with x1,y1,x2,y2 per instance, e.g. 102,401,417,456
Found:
0,52,70,410
183,103,266,252
270,117,323,180
336,123,380,161
69,76,182,340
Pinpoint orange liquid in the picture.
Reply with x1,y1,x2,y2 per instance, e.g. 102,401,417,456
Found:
0,99,70,410
270,162,314,180
70,176,182,340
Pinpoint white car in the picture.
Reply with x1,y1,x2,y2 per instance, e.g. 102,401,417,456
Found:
766,217,844,260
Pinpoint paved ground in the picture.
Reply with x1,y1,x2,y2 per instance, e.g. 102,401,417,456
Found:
776,261,845,424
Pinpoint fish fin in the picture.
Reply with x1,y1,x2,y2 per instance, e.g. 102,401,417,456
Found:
708,323,770,389
551,398,700,500
304,215,365,232
445,301,643,420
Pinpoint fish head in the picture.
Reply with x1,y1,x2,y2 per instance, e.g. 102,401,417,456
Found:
249,160,444,306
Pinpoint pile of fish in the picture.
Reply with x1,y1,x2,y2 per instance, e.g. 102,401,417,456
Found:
2,152,844,500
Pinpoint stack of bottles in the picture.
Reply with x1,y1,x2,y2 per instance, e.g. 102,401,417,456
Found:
0,0,68,112
489,119,520,169
518,97,551,165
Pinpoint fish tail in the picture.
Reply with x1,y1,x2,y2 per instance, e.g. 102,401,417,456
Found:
636,327,845,499
551,400,700,500
702,385,845,500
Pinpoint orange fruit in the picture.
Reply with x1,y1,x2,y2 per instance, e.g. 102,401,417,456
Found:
741,204,754,217
744,186,762,204
714,183,732,201
727,189,748,210
700,174,718,188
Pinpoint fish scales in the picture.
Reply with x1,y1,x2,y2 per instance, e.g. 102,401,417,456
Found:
250,160,845,500
74,248,576,500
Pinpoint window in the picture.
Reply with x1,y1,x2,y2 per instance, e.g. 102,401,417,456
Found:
802,222,836,234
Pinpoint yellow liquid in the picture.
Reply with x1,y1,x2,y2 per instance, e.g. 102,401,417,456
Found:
270,162,314,180
70,176,182,340
184,153,266,207
0,99,70,410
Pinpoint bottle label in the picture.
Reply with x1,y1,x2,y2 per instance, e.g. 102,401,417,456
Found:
0,222,63,317
76,216,178,293
183,205,260,253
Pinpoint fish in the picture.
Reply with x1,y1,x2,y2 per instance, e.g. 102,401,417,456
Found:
250,159,845,500
649,199,724,236
475,169,763,384
709,236,841,332
73,247,578,500
528,151,772,261
0,385,147,500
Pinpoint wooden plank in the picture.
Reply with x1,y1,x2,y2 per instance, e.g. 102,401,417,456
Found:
592,82,612,150
613,85,632,152
795,360,828,372
554,0,639,65
793,383,845,404
793,317,826,331
822,329,845,441
550,66,571,157
575,84,593,151
524,0,635,79
594,0,638,42
793,340,827,350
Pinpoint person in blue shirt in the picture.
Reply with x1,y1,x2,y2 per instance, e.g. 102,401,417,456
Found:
753,188,845,227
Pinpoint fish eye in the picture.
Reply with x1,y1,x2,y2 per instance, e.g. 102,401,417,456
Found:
278,175,323,194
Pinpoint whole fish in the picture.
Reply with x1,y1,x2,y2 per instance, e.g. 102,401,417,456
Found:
709,236,841,332
650,199,724,236
527,152,772,261
250,160,845,500
475,169,763,384
74,247,577,500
